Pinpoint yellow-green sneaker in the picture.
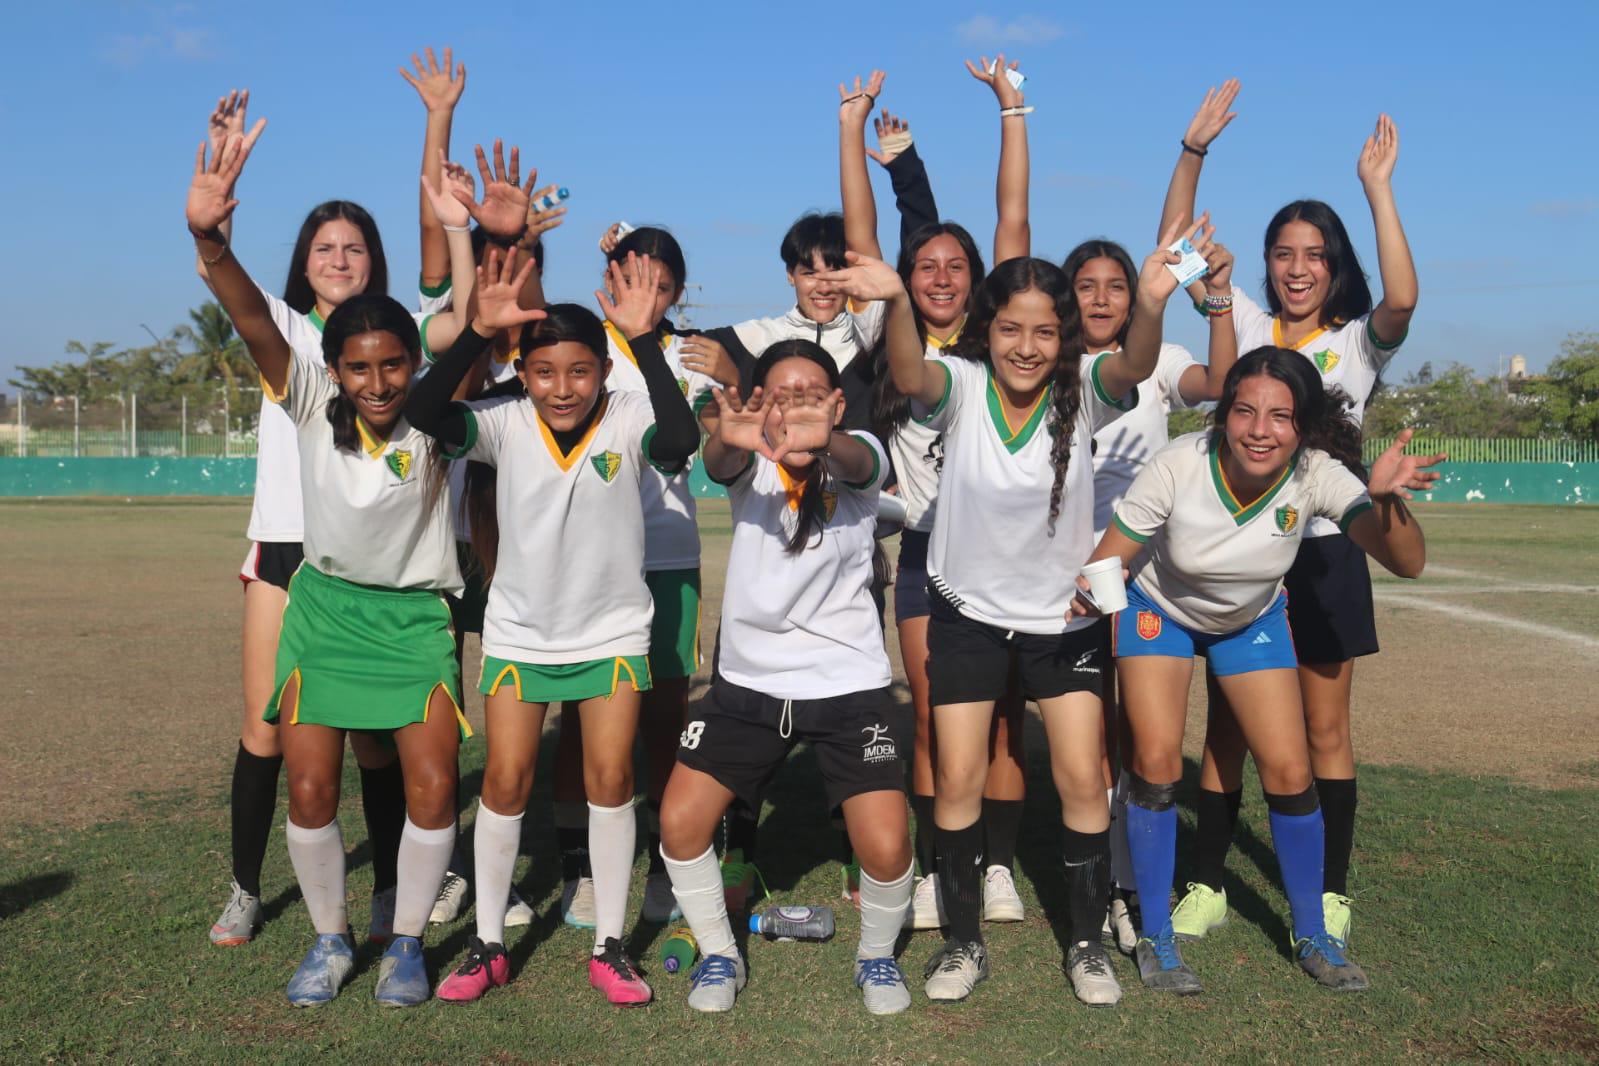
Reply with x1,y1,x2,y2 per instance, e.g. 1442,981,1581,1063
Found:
1169,882,1227,941
1322,892,1353,945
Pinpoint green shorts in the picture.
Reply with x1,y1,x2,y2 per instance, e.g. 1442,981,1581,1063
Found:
447,540,488,636
646,568,702,681
479,654,653,704
267,564,469,737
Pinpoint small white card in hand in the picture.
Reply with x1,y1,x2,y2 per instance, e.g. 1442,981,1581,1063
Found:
986,60,1027,91
1165,235,1208,288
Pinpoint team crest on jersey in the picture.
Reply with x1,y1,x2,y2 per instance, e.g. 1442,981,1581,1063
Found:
822,490,838,521
1312,349,1340,375
385,449,413,482
676,376,690,396
1136,610,1162,640
1275,504,1300,535
591,451,622,483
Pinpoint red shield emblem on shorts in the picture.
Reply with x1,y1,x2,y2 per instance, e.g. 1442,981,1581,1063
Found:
1136,611,1162,640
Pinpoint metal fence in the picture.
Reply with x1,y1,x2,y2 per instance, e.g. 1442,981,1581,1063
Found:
0,388,262,458
1360,436,1599,464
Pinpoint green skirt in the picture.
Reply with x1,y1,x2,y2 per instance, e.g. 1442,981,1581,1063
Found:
267,564,469,737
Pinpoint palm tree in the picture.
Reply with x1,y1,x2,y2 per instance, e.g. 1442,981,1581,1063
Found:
173,301,253,430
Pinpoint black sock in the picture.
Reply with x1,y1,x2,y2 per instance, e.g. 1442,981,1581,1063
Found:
934,820,985,945
982,797,1024,872
1190,788,1243,892
360,761,406,895
558,826,590,881
911,794,936,876
1062,826,1112,945
229,743,282,898
1317,777,1357,895
646,799,665,874
725,799,759,862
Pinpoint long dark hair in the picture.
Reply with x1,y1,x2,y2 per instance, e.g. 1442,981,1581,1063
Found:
1061,238,1139,353
871,221,986,444
1262,200,1372,328
319,293,447,504
753,340,845,554
467,303,610,580
1209,346,1366,479
283,201,389,314
607,226,687,308
952,258,1085,534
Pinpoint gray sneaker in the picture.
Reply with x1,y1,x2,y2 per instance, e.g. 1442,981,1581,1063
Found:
686,953,746,1013
855,957,912,1015
1135,928,1203,995
1066,940,1123,1006
923,938,988,1002
368,886,397,945
1104,890,1139,956
209,881,262,946
504,887,534,928
1296,933,1370,991
430,872,470,924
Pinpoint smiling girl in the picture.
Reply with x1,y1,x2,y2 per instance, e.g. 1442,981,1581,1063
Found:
1080,348,1441,994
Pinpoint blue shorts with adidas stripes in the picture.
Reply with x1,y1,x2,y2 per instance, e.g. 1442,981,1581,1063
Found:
1114,584,1297,676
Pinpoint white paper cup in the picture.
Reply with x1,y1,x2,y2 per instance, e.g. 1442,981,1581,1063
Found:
1080,558,1128,614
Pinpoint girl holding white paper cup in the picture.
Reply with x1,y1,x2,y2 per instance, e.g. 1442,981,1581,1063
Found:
1075,347,1441,997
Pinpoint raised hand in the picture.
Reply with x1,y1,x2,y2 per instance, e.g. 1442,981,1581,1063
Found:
1367,428,1445,501
1357,114,1400,189
521,177,566,248
964,53,1024,109
399,46,466,113
1202,240,1234,295
473,249,548,334
595,253,663,338
460,139,533,241
206,89,249,158
1183,78,1240,151
599,222,626,254
839,70,886,126
421,150,474,230
713,385,781,460
772,385,843,459
187,122,266,234
867,109,912,167
1139,213,1215,305
678,334,739,388
812,250,906,303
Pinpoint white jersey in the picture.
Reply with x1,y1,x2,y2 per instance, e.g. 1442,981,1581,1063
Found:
1115,432,1373,633
920,353,1135,635
272,349,461,592
418,275,453,317
1091,342,1200,538
887,329,962,532
716,432,893,700
603,323,716,571
450,389,657,664
731,300,886,372
446,343,522,543
1232,287,1402,536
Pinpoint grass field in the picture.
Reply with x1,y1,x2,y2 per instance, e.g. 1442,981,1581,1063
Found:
1,500,1596,1063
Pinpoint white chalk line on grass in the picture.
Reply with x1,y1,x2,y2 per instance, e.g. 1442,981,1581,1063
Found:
1377,581,1599,596
1395,563,1597,596
1372,589,1599,653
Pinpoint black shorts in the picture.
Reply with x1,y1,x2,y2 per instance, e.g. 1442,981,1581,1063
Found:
239,541,304,591
1284,533,1379,663
675,675,910,812
926,583,1105,705
447,540,488,635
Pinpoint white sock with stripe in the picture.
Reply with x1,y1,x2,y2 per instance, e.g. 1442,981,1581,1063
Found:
858,862,914,959
588,799,636,952
663,844,737,958
394,817,455,938
473,803,523,946
285,817,346,936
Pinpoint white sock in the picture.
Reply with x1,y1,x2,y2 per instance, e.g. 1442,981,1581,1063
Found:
473,803,523,946
1109,781,1135,892
394,818,456,938
858,862,914,959
286,817,346,936
588,799,636,952
663,844,736,958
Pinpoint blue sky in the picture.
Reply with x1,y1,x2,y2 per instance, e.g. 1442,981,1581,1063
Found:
5,0,1597,391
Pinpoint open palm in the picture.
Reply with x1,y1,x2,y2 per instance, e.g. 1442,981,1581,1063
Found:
774,385,842,456
1368,428,1445,500
714,387,780,460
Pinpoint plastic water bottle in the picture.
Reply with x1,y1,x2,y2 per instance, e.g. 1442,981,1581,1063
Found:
749,906,835,941
531,187,570,213
661,926,697,973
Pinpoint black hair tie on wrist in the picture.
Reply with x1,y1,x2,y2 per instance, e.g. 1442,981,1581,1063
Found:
1181,140,1208,158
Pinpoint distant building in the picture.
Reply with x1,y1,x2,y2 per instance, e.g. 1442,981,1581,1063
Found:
1509,355,1528,380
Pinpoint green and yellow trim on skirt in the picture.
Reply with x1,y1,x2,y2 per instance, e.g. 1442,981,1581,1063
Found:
479,653,654,704
265,564,470,739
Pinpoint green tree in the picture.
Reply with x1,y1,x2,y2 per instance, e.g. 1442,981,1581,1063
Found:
1363,362,1546,439
1525,332,1599,441
172,302,252,427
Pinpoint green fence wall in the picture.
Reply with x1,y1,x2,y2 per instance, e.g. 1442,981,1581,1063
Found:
0,458,1592,504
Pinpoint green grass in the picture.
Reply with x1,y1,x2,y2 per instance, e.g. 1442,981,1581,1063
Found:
2,750,1595,1063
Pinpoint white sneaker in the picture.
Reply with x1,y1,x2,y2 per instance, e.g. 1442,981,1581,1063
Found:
1066,940,1123,1006
907,873,946,930
923,938,988,1002
855,957,911,1015
561,877,597,929
686,953,746,1013
429,872,470,925
981,865,1024,923
641,871,681,923
1105,890,1139,955
367,886,397,945
504,887,534,928
209,881,262,946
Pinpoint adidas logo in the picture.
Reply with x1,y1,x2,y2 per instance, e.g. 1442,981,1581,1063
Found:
1252,632,1272,645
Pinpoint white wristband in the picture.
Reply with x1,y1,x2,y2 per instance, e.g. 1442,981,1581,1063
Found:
999,106,1034,117
442,223,470,233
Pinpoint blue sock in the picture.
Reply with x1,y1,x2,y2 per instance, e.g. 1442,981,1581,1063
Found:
1125,803,1177,938
1268,808,1327,942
